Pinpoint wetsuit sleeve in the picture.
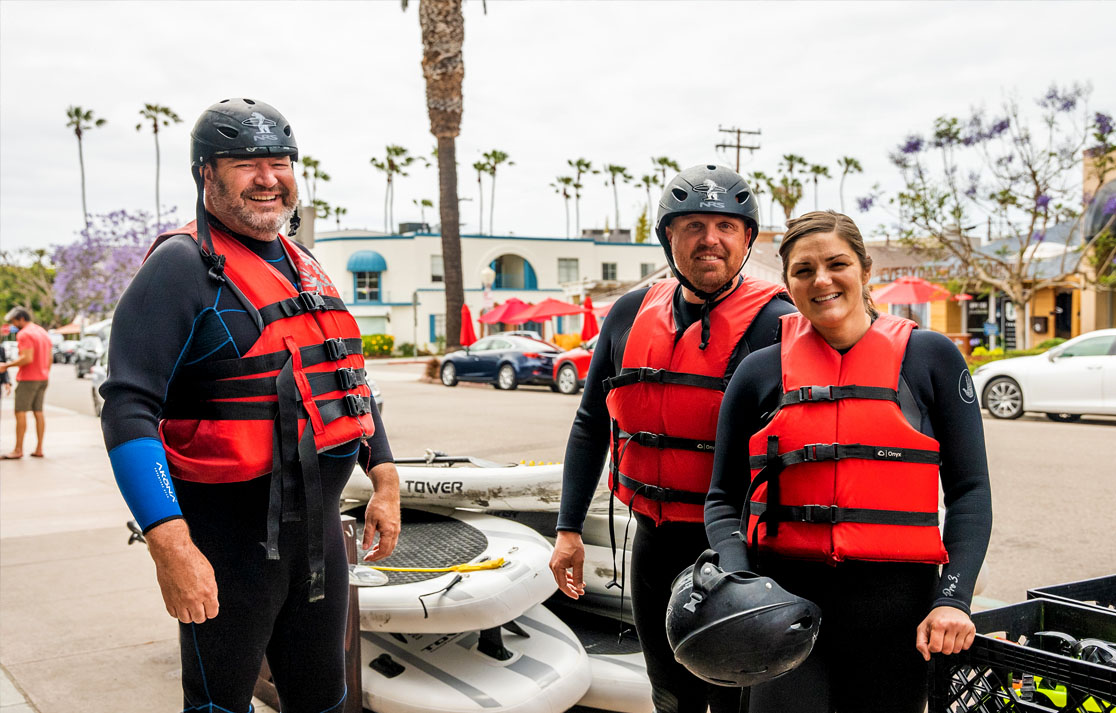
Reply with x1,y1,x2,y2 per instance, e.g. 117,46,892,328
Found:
705,346,783,573
100,236,210,530
743,295,795,353
555,289,648,533
358,400,394,472
905,331,992,614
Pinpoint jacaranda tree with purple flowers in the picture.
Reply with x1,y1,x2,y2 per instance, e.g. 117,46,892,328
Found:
879,84,1114,348
51,208,179,322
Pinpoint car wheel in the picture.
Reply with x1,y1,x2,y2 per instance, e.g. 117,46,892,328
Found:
496,364,518,390
556,363,581,395
440,362,458,387
1045,412,1082,423
984,377,1024,419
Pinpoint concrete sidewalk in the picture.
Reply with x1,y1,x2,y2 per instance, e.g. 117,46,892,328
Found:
0,401,277,712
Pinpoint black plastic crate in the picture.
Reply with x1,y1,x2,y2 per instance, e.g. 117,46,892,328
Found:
1028,576,1116,614
929,599,1116,712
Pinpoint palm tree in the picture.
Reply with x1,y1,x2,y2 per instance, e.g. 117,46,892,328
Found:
635,173,661,224
135,104,182,226
471,160,488,235
413,198,434,227
65,106,106,231
836,156,863,213
567,158,596,237
482,149,513,234
772,175,804,222
652,156,681,185
550,176,574,238
417,0,465,349
781,153,808,179
807,163,831,211
370,145,421,233
300,155,330,206
603,164,632,235
747,171,769,227
334,205,348,230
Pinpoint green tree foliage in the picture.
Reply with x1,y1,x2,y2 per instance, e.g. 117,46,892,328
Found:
0,250,57,328
482,149,513,234
300,155,331,206
634,209,651,244
550,176,574,238
135,104,183,226
370,145,424,234
603,164,633,234
567,158,597,237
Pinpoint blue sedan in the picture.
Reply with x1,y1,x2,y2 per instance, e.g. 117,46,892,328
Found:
439,335,561,390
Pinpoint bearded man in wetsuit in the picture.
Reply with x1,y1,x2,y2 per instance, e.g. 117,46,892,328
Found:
101,99,401,712
549,165,795,713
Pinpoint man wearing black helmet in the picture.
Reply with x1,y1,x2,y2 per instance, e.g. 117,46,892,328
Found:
549,165,795,713
101,99,400,712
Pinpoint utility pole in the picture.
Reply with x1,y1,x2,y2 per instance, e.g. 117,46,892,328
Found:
716,125,762,172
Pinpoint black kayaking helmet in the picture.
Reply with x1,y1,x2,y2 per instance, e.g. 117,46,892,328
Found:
189,99,300,279
654,165,761,350
666,549,821,688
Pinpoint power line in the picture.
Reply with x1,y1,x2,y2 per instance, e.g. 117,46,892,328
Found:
715,125,761,172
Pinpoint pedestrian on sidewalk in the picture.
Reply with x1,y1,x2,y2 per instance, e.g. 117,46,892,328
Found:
101,99,401,712
1,306,53,459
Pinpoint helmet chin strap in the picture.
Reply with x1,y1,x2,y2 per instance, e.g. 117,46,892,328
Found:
192,166,226,283
670,250,752,350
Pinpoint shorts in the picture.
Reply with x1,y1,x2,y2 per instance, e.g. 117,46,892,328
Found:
14,380,48,412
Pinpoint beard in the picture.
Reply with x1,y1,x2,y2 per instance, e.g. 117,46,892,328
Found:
208,173,298,237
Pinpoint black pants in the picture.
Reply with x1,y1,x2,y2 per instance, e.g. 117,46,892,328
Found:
174,448,355,713
630,513,744,713
747,558,938,713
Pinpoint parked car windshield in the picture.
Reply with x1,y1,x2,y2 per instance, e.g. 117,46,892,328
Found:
1058,335,1114,358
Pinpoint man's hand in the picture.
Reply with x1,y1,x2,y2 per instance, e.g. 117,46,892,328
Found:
549,530,586,598
361,462,401,562
916,605,976,661
144,519,219,624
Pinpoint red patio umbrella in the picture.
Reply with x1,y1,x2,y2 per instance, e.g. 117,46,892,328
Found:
581,296,600,341
872,276,950,304
511,297,584,323
460,304,478,346
478,298,529,324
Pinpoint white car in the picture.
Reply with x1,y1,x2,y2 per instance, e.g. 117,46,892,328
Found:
971,328,1116,421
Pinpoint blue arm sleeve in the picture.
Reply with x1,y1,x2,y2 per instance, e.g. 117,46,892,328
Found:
108,437,183,532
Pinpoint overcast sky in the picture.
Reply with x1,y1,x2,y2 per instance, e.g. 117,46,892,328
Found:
2,1,1113,257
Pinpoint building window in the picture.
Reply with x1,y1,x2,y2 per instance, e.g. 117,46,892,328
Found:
558,258,579,284
354,272,381,302
602,262,617,281
431,255,444,283
640,263,656,278
429,313,446,342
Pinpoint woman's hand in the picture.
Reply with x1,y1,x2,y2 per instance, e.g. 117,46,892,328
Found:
915,605,976,661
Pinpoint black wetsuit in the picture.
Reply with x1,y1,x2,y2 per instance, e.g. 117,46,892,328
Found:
101,218,393,713
556,279,795,713
705,329,993,712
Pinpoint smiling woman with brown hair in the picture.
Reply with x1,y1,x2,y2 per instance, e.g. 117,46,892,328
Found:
704,210,993,711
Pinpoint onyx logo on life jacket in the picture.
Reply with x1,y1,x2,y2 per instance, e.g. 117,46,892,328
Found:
959,370,976,403
695,179,726,208
243,112,279,143
876,448,904,460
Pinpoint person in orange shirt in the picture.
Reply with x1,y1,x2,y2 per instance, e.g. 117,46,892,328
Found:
1,306,53,458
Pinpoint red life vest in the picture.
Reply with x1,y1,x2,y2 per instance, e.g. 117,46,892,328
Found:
744,312,948,565
148,221,375,482
604,276,788,524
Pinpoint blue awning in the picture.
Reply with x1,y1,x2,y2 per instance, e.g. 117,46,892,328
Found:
347,250,387,273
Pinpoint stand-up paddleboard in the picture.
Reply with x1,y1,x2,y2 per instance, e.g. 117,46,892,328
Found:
342,462,564,512
550,604,652,713
349,507,556,633
361,604,592,713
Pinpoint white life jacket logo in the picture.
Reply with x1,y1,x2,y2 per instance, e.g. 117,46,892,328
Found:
958,370,976,403
695,179,726,208
243,112,279,143
876,449,903,459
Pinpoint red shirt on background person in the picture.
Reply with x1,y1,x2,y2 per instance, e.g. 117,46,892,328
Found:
2,306,52,459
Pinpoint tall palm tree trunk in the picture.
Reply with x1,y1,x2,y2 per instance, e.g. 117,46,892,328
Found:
384,178,391,233
564,197,570,239
476,172,484,235
438,136,463,347
77,137,89,231
612,180,621,232
154,129,162,226
489,175,497,235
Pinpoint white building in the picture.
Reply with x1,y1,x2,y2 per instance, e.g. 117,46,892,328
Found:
311,230,666,350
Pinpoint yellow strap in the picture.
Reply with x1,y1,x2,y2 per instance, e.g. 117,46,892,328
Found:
369,557,506,573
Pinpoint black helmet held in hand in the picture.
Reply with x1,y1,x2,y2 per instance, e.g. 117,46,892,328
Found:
665,549,821,687
190,98,298,169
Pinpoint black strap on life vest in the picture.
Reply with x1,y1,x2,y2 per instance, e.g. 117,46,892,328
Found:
747,502,939,527
161,394,371,422
181,367,368,401
602,367,727,395
613,471,707,505
613,428,715,453
258,291,348,326
777,385,899,408
177,338,363,382
748,442,940,470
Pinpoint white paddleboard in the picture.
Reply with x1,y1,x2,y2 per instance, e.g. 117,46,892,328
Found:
552,604,652,713
349,507,556,634
361,604,592,713
343,463,564,511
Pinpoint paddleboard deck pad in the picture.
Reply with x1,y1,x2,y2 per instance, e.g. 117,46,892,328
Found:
361,603,591,713
348,507,556,633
